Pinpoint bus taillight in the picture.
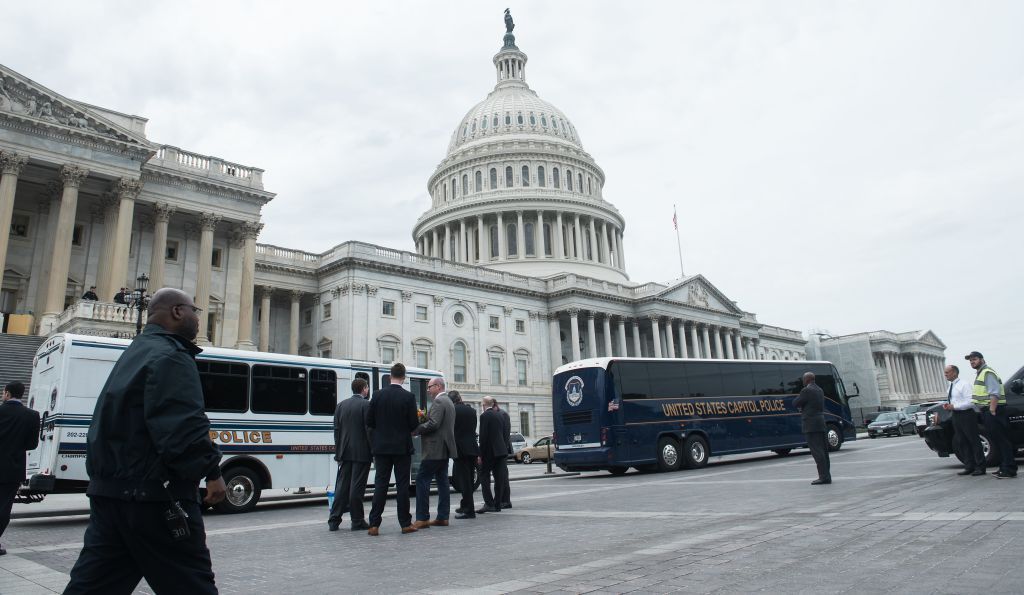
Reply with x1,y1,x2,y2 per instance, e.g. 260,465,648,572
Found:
601,427,608,446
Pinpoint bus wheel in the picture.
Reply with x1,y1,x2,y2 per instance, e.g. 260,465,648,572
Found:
215,467,262,514
682,435,709,469
772,448,792,457
608,466,628,476
826,425,843,452
657,437,682,472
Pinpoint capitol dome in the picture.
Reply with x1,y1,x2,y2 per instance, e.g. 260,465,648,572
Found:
413,15,629,283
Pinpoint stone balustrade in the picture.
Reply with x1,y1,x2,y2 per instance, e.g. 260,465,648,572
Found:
151,146,265,189
52,300,140,338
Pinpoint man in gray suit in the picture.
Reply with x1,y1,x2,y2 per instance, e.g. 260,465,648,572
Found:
793,371,831,485
329,378,372,531
412,378,457,529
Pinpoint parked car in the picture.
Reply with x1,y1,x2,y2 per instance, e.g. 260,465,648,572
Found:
923,365,1024,465
908,401,943,436
515,436,554,464
509,432,528,459
867,411,916,438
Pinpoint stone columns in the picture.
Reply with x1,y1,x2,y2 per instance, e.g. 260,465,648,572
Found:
650,316,662,358
459,219,467,262
443,223,451,260
585,312,597,358
555,212,565,259
588,218,598,262
497,212,505,259
616,229,626,271
734,333,744,360
883,352,895,395
573,214,583,260
94,193,119,300
690,324,701,359
602,315,613,357
40,164,89,333
534,211,543,257
712,327,724,359
258,286,273,352
0,151,28,294
289,290,301,355
194,212,220,344
665,319,676,358
725,329,735,359
616,317,628,357
108,178,142,296
610,227,620,268
516,211,526,260
548,313,562,369
700,325,712,359
631,320,642,357
431,228,439,258
912,353,925,397
235,221,262,350
148,203,175,291
600,222,611,264
568,309,581,361
476,215,485,263
677,322,689,358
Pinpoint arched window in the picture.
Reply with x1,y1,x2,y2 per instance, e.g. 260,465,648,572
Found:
521,165,530,187
481,117,487,130
505,166,514,187
489,225,498,258
453,341,467,382
578,173,584,193
507,223,518,256
524,222,535,256
451,177,457,196
537,166,546,187
449,234,457,258
462,124,468,138
516,112,524,125
587,176,592,195
566,170,574,192
443,182,448,201
489,168,497,189
462,174,469,195
543,223,552,256
552,167,560,189
541,114,548,127
505,113,511,126
471,120,476,133
493,115,499,127
529,113,536,126
475,170,482,192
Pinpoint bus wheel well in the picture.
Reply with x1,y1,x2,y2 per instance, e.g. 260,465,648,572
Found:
221,457,272,490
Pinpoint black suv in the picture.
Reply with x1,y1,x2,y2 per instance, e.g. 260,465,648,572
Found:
923,365,1024,465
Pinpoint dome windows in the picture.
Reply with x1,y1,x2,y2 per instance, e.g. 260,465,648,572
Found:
471,120,476,133
475,170,483,192
505,166,514,187
507,223,518,256
521,165,530,187
516,112,524,125
537,165,546,187
462,124,468,138
552,167,560,189
578,173,583,193
462,174,469,195
481,117,487,130
566,169,574,192
505,113,511,126
493,115,499,128
529,112,536,126
541,114,548,127
489,168,498,189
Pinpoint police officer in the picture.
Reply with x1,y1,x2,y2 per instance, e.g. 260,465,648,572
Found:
966,351,1016,479
64,288,227,594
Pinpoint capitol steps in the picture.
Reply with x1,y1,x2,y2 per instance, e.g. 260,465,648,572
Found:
0,333,46,392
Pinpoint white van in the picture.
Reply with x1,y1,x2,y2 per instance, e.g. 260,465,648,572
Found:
24,333,443,513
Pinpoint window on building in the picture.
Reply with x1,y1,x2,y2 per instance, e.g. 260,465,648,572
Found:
588,176,593,195
211,248,223,269
453,311,465,326
415,305,428,321
165,240,180,262
475,170,482,192
505,166,513,187
507,223,517,256
481,117,487,130
521,165,530,187
489,168,497,189
524,222,535,256
529,112,536,126
452,177,457,197
489,225,498,258
489,315,500,330
489,355,502,385
541,114,548,127
552,167,560,189
381,346,395,364
303,309,312,326
566,170,574,192
443,183,448,201
251,365,307,414
453,341,467,382
320,349,331,359
9,213,29,238
382,300,396,317
323,302,332,320
515,319,526,334
520,409,532,437
462,174,469,195
493,115,499,127
517,358,528,386
416,350,429,368
72,224,85,246
537,166,546,187
198,360,249,412
516,112,524,125
309,369,337,415
578,173,584,193
543,223,552,256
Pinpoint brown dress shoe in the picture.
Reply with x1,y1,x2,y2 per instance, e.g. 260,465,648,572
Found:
367,526,379,536
411,520,431,530
429,519,449,527
401,525,418,534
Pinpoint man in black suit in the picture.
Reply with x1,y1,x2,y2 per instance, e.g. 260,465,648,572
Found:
477,396,509,514
497,401,513,509
0,381,40,556
450,391,479,519
366,363,419,535
794,372,831,485
329,377,372,532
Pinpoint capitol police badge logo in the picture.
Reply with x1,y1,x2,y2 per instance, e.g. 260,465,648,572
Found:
565,376,585,407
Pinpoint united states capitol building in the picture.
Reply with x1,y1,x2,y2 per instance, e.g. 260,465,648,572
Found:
5,18,941,439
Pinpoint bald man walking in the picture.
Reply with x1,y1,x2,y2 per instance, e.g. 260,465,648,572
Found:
794,371,831,485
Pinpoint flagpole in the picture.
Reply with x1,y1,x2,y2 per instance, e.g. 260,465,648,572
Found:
674,204,685,278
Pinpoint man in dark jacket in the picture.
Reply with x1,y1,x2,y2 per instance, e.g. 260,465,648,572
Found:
477,396,509,514
328,378,372,532
498,402,512,509
64,288,226,594
412,378,456,529
0,380,40,556
794,371,831,485
365,363,419,535
450,391,480,519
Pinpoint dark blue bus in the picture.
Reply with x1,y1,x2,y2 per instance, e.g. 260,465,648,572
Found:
552,358,856,474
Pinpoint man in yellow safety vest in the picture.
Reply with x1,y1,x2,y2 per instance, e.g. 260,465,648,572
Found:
966,351,1016,478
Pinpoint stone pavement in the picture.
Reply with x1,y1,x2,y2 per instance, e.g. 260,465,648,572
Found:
3,436,1022,594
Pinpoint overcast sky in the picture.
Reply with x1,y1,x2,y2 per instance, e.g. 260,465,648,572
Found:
3,1,1021,379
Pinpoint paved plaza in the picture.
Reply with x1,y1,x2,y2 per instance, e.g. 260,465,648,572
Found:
3,437,1022,594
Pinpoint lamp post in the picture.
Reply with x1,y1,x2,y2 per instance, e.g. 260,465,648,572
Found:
132,273,150,337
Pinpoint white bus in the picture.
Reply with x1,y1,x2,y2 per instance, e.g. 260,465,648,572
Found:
23,333,443,513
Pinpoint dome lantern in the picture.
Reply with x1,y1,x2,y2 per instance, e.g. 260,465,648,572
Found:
494,9,528,89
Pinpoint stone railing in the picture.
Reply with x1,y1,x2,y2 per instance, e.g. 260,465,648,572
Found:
758,325,806,342
52,301,140,338
151,145,265,189
256,244,321,268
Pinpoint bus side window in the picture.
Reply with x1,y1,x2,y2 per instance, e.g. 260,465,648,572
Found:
251,364,308,415
198,360,249,412
410,378,428,410
647,361,687,398
613,361,651,399
809,364,840,404
752,364,786,395
309,369,338,415
685,362,723,398
718,362,754,397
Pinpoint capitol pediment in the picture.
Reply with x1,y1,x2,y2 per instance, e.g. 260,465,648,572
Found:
916,330,946,349
657,275,742,314
0,64,152,151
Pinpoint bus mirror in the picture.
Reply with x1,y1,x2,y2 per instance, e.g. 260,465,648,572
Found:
1010,379,1023,395
847,382,860,398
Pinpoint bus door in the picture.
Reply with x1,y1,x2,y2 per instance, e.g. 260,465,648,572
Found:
552,366,608,452
26,340,64,481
